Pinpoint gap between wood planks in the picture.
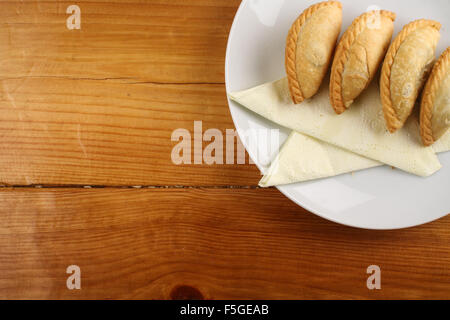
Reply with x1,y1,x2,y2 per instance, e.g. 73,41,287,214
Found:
1,75,243,189
0,76,239,189
0,185,262,189
0,75,225,85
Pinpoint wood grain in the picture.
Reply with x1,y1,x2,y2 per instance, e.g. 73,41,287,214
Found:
0,188,449,299
0,77,260,186
0,0,260,186
0,0,240,83
0,0,449,301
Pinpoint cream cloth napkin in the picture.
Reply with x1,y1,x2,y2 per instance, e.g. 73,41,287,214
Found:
229,78,442,177
260,130,450,187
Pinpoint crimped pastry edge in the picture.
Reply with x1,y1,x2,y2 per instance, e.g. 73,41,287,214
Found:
380,19,442,133
420,47,450,146
330,10,396,114
285,1,342,104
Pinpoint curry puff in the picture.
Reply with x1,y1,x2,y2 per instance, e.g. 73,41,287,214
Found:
420,47,450,146
285,1,342,104
330,10,396,114
381,19,441,133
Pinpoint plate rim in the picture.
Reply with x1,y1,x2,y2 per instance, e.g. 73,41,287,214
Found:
224,0,449,230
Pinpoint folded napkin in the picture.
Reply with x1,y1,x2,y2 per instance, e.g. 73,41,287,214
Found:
433,131,450,153
260,130,450,187
229,78,442,177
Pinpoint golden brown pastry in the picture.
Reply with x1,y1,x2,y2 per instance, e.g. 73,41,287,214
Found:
330,10,396,114
381,19,441,133
420,47,450,146
285,1,342,104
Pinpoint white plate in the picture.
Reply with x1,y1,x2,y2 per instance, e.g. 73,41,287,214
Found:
225,0,450,229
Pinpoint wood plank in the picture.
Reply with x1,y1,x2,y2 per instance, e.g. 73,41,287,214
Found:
0,78,260,185
0,188,448,299
0,0,260,186
0,0,240,83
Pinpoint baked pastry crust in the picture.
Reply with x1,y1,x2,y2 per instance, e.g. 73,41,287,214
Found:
380,19,441,133
330,10,396,114
285,1,342,104
420,47,450,146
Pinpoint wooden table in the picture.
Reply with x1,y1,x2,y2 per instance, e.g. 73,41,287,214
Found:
0,0,448,300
